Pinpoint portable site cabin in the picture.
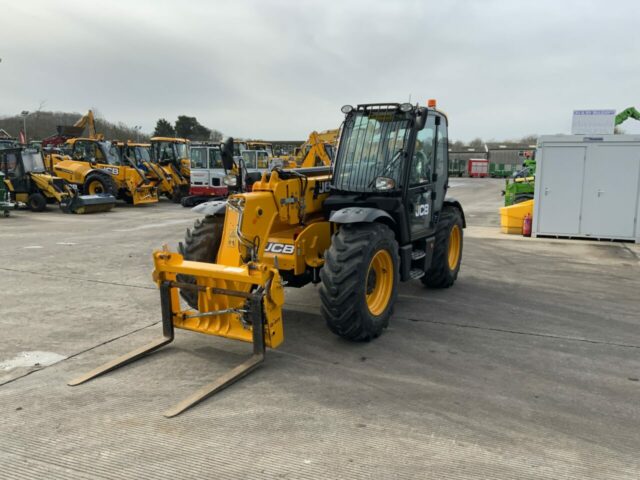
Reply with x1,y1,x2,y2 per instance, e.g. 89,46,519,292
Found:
533,135,640,243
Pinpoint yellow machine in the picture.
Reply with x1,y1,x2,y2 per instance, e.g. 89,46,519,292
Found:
1,147,115,213
286,130,338,167
70,102,465,417
150,137,191,202
44,138,158,205
117,141,175,196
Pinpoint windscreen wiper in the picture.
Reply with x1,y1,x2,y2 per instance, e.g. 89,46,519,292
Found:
367,149,403,188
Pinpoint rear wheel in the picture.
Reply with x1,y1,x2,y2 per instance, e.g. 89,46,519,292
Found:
320,223,399,341
422,205,463,288
177,215,225,309
84,173,116,196
28,193,47,212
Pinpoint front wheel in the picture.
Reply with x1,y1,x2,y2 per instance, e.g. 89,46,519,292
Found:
422,205,463,288
84,173,116,196
320,223,399,342
177,215,225,309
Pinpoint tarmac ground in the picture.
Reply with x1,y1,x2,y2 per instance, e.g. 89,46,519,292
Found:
1,178,639,479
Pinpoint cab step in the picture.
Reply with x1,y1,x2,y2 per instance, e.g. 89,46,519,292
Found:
411,249,426,261
409,268,425,280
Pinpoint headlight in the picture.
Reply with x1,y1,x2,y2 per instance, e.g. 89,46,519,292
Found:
223,174,238,187
375,176,395,191
399,103,413,112
341,105,354,114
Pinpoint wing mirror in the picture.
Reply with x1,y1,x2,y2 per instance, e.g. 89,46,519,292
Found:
221,137,235,172
415,107,427,130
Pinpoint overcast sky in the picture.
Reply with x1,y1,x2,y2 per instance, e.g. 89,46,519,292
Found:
2,0,639,140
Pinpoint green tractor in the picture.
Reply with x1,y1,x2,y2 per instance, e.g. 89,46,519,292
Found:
503,152,536,206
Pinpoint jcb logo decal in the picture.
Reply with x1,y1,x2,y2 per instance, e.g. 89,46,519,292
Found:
101,167,119,175
265,242,295,254
415,204,430,217
313,181,331,198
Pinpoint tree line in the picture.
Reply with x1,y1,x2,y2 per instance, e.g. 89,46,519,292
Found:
0,110,146,142
153,116,223,142
0,110,223,143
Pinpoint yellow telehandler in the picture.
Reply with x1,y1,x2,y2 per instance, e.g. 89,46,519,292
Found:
150,137,191,203
69,102,465,417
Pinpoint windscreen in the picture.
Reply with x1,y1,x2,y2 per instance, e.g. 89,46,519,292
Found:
133,146,151,163
209,149,223,168
333,111,411,192
190,148,207,169
104,142,121,165
175,143,188,159
156,142,177,163
22,152,45,173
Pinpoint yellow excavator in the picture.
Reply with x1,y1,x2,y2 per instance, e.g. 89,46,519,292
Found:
150,137,191,202
69,101,465,417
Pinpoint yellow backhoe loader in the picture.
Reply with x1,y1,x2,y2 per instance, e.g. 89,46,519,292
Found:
1,147,115,213
150,137,191,202
44,138,158,205
288,129,338,167
69,102,465,417
117,141,175,195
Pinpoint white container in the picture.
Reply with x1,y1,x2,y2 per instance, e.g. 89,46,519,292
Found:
533,135,640,243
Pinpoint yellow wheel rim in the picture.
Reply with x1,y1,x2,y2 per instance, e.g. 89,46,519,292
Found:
448,224,461,270
88,181,104,195
365,250,393,316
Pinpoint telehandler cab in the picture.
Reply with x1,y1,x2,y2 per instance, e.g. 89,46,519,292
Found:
69,102,465,417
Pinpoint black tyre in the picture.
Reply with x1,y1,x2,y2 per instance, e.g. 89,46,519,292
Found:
84,173,117,196
177,215,225,309
122,192,134,204
422,205,463,288
28,193,47,212
171,185,189,204
320,223,399,342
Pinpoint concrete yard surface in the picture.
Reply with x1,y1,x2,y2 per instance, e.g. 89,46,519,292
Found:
1,179,639,479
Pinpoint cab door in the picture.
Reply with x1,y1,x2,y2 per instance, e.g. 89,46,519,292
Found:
405,114,437,240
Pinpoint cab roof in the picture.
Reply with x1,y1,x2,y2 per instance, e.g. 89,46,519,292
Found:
150,137,189,143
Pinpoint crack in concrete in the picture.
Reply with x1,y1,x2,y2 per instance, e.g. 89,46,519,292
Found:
0,320,160,388
404,317,640,349
0,266,154,291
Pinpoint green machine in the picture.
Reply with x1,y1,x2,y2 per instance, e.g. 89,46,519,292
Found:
0,171,16,217
503,154,536,206
615,107,640,126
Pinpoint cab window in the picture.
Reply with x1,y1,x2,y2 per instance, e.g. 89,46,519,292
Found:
209,149,223,169
435,118,447,177
190,148,207,169
256,151,269,169
411,115,436,186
